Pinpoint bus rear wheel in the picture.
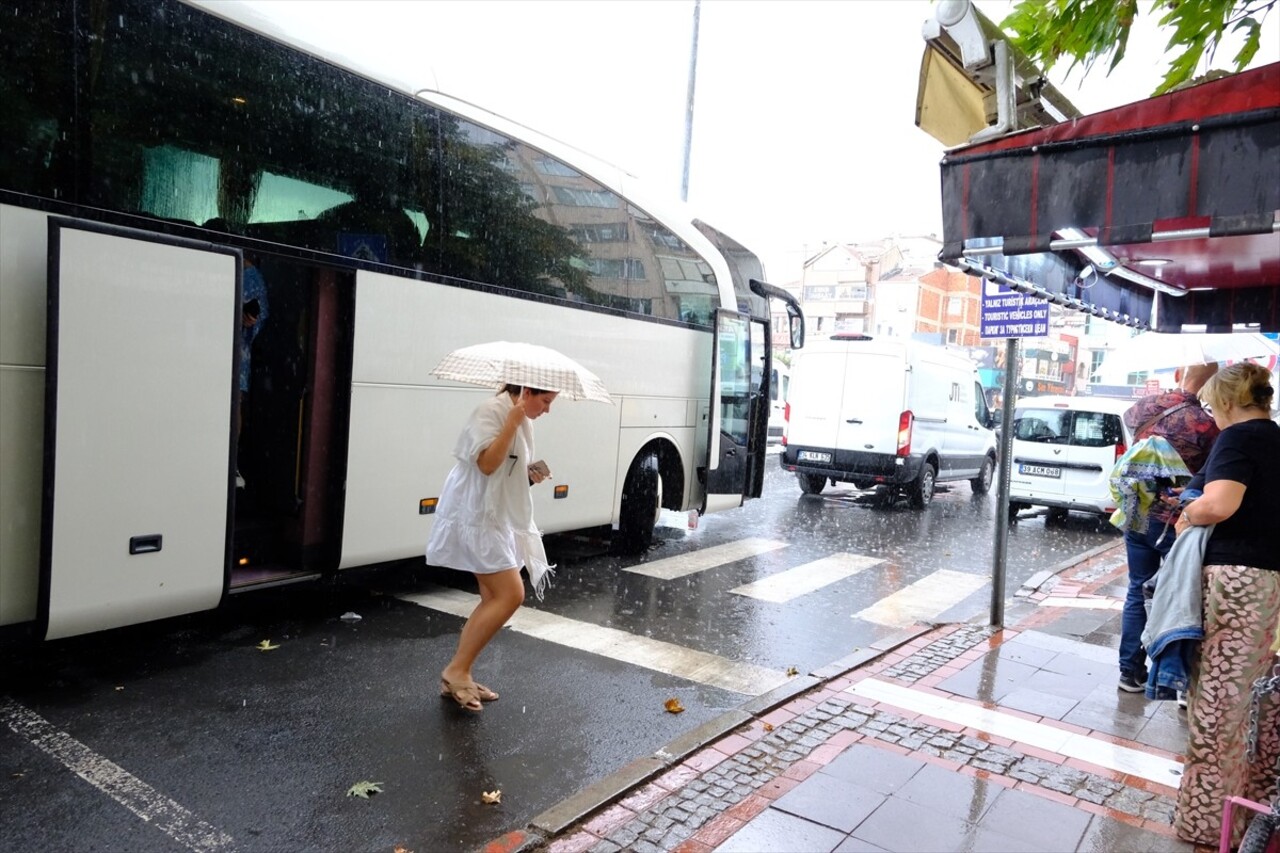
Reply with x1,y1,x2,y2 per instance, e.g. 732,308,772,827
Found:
615,451,661,554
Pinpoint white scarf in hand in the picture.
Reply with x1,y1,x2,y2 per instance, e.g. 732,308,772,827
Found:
483,397,555,599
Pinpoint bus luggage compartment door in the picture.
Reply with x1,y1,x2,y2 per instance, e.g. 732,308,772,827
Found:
40,221,239,639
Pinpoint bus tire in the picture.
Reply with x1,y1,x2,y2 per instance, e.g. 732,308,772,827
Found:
616,451,661,554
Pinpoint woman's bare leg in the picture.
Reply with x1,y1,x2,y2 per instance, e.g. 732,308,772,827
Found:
442,568,524,687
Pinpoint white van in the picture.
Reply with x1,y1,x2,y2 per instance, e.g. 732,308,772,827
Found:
780,335,998,507
767,363,791,445
1008,395,1134,519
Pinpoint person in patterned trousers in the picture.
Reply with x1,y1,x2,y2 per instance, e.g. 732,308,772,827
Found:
1171,363,1280,847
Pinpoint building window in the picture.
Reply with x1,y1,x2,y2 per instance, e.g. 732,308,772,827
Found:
947,295,963,316
534,158,580,177
551,186,619,208
569,223,630,243
947,328,959,344
584,257,646,279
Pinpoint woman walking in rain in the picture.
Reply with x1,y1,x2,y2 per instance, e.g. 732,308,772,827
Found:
427,384,557,713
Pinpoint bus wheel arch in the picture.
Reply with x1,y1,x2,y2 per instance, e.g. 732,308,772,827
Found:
615,439,682,554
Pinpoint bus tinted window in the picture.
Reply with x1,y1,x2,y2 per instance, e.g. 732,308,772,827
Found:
0,0,720,327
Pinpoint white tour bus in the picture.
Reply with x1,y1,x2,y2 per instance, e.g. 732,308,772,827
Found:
0,0,803,641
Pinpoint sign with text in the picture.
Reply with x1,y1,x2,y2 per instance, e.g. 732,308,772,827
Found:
980,281,1049,338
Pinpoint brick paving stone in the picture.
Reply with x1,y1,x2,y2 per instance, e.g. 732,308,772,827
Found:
588,842,621,853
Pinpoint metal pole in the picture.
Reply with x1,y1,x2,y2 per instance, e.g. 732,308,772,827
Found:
990,336,1019,627
680,0,701,202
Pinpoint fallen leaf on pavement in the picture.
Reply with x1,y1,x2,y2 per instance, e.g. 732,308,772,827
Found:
663,698,685,714
393,846,412,853
481,790,502,804
256,640,280,651
346,781,384,798
762,722,774,732
785,666,799,676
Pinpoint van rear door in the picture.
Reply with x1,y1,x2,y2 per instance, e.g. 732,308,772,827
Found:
1010,405,1070,502
835,350,907,454
1060,409,1125,509
785,349,847,450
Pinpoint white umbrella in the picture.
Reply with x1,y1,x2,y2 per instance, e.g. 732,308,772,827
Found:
430,341,613,403
1097,332,1279,383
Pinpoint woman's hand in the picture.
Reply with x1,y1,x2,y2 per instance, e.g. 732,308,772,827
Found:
1174,512,1193,536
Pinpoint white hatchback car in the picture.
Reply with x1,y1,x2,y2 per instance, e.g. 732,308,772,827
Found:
1008,395,1135,520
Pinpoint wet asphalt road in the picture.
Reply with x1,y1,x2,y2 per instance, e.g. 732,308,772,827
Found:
0,457,1119,852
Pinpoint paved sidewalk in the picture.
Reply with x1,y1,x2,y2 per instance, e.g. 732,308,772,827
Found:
484,542,1205,853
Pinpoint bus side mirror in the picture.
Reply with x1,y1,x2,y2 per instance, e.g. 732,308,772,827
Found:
789,307,804,349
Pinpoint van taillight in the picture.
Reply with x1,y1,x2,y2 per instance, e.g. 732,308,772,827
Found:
1115,442,1127,461
896,411,913,457
782,402,790,447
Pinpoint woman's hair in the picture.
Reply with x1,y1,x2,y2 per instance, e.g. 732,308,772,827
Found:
1198,362,1275,413
500,384,552,396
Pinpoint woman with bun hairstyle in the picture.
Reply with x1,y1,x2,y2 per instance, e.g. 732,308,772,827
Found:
1171,362,1280,846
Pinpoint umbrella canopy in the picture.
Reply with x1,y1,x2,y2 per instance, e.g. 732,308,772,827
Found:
430,341,612,403
1097,332,1279,384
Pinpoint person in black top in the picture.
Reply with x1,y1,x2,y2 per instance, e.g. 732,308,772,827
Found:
1170,362,1280,847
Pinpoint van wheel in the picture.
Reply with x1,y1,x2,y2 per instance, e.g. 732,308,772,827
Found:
615,452,661,554
909,463,936,509
970,456,994,494
1008,501,1030,520
798,472,826,495
1046,507,1069,524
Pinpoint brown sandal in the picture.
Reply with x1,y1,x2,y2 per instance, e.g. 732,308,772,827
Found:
472,683,499,702
439,678,483,712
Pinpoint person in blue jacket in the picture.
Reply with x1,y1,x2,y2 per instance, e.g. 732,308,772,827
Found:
237,258,268,488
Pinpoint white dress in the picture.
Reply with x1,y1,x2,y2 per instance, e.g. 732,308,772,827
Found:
425,394,554,595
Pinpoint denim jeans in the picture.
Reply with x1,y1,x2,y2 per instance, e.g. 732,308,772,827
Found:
1119,523,1176,677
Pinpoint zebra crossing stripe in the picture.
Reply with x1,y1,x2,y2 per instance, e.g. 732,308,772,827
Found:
0,698,235,851
853,568,988,627
847,678,1182,787
398,587,792,695
622,537,788,580
731,553,882,603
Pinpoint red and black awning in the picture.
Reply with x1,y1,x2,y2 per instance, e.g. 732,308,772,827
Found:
939,63,1280,332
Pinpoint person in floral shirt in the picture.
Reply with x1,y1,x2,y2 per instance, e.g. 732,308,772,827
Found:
1115,362,1219,693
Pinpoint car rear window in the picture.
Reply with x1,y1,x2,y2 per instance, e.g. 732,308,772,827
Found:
1013,409,1123,447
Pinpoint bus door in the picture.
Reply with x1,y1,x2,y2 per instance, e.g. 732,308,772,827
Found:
40,220,239,640
704,309,766,511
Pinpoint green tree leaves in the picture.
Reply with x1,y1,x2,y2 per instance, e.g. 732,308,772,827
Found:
999,0,1276,95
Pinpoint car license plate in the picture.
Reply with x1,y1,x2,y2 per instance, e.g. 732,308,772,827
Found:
798,451,832,463
1019,464,1061,478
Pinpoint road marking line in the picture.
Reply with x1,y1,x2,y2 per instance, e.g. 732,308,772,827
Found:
399,587,791,695
622,537,788,580
731,553,882,603
0,697,235,851
847,678,1183,788
852,568,988,627
1038,596,1123,610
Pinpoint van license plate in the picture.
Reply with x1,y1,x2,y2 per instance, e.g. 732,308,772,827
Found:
1019,464,1061,478
798,451,832,463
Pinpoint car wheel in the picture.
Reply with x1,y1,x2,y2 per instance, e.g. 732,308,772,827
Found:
615,451,661,554
908,462,936,509
798,472,826,495
970,456,994,494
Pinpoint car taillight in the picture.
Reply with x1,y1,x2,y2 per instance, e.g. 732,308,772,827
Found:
896,411,913,457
